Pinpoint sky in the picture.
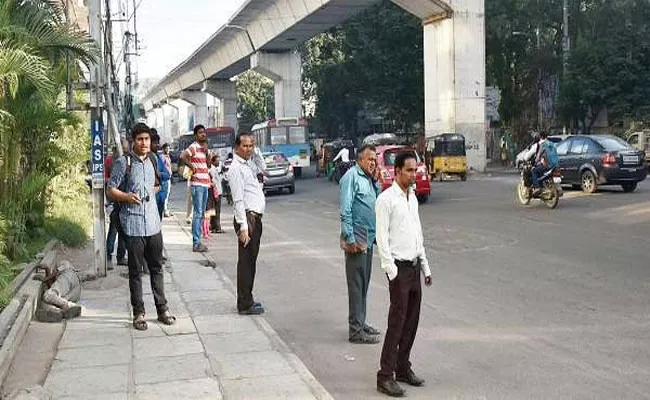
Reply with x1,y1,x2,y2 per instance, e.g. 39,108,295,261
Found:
134,0,248,81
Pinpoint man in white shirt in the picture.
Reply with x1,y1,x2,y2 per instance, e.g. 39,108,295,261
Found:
375,152,432,397
333,146,350,163
228,132,266,315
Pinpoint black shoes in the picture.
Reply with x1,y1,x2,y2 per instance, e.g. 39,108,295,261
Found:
116,258,127,266
377,379,405,397
396,369,425,387
349,333,380,344
238,303,264,315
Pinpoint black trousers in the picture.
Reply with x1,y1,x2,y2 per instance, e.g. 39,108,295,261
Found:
210,196,222,232
233,212,263,311
124,232,168,316
378,262,422,381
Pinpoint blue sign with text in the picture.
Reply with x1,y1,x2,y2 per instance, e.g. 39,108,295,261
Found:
91,119,104,182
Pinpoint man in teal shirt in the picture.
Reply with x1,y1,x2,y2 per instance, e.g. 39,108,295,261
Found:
340,144,382,344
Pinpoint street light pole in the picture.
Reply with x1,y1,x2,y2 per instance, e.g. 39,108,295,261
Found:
562,0,570,134
88,0,107,278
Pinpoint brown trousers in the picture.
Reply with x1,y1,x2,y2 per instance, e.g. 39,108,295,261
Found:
233,212,263,311
378,262,422,381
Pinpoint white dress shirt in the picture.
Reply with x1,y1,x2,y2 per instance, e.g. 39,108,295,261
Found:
333,148,350,163
228,154,265,231
375,182,431,280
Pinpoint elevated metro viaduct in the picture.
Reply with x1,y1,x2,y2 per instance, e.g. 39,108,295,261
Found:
143,0,486,171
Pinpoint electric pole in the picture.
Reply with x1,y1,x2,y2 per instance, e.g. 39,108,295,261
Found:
88,0,107,278
562,0,570,134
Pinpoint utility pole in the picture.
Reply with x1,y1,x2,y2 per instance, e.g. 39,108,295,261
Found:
88,0,107,278
562,0,570,134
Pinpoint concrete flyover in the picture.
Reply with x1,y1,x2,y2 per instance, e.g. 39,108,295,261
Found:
143,0,487,171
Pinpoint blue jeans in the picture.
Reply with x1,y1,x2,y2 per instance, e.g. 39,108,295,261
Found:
156,180,170,219
106,217,126,261
532,165,550,186
191,186,209,247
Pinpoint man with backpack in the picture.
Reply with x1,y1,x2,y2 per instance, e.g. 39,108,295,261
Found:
523,131,559,189
107,123,176,331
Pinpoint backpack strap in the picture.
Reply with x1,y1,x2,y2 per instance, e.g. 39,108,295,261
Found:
148,152,161,187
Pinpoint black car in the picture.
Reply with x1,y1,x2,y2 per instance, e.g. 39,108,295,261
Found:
556,135,648,193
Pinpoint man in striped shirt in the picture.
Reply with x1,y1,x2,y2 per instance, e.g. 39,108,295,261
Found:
180,124,211,252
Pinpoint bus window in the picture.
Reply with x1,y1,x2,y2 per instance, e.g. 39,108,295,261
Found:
289,127,306,144
271,127,287,145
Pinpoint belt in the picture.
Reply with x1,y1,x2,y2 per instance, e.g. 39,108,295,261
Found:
246,210,263,219
395,258,420,269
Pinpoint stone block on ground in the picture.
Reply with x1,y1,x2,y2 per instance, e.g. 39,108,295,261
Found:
209,350,294,380
201,330,273,357
44,364,128,398
52,344,131,368
134,353,212,385
133,334,203,359
193,314,260,335
221,374,317,400
5,385,51,400
135,377,222,400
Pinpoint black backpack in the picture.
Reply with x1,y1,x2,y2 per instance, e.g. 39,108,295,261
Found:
109,153,161,234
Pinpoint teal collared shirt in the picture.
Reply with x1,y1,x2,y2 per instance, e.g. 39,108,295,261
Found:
339,165,382,246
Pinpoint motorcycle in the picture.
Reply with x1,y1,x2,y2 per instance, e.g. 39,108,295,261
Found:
517,161,563,209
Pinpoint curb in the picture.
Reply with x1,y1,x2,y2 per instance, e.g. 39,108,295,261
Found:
168,218,335,400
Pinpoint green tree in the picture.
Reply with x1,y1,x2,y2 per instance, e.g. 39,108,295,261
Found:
236,71,274,133
302,1,423,138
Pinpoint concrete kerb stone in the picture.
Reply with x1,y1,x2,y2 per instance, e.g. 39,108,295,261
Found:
166,218,335,400
0,278,43,386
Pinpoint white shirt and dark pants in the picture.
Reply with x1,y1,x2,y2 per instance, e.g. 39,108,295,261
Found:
375,182,432,390
228,154,266,313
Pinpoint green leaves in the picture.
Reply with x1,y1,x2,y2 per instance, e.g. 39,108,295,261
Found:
236,71,274,133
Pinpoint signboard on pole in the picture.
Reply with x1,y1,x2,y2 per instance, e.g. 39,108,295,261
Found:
91,119,104,189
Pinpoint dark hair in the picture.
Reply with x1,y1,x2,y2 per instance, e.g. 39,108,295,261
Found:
193,124,205,136
131,123,151,140
235,132,254,147
150,128,158,135
357,144,376,160
394,151,417,171
162,143,169,149
152,133,160,143
540,131,549,139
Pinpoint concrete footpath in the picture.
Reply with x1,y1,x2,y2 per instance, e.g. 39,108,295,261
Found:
34,217,333,399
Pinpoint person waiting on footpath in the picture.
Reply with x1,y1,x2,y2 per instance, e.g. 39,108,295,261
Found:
105,139,130,268
339,144,382,344
151,130,171,220
161,143,173,217
375,152,432,397
229,132,265,315
107,123,176,331
208,154,225,234
180,124,211,253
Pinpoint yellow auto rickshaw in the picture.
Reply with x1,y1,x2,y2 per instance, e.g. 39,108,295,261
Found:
426,133,468,181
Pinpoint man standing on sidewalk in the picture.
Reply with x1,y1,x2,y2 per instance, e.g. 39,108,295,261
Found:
339,145,382,344
161,143,173,217
151,130,171,220
180,124,211,253
229,132,265,315
375,152,432,397
106,139,130,267
107,123,176,331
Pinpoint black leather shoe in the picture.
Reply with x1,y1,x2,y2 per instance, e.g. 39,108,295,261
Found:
377,379,405,397
238,304,264,315
364,325,381,335
396,369,425,387
349,334,380,344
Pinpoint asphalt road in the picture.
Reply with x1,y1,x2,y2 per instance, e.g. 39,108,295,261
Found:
169,169,650,399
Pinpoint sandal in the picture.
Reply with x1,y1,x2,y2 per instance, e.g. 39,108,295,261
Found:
133,313,148,331
157,310,177,326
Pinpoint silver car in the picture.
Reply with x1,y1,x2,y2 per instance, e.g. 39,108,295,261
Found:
262,152,295,194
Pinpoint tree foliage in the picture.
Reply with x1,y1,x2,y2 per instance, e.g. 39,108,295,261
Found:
0,0,96,271
236,70,274,133
302,1,423,138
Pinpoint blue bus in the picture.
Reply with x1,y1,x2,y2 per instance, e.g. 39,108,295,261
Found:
251,117,310,176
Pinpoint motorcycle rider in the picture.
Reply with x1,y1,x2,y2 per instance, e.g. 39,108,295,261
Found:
522,131,559,191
